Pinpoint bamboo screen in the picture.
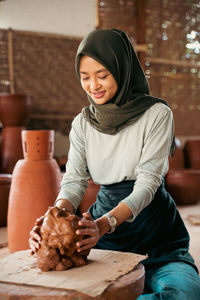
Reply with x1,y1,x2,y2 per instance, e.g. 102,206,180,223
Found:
0,30,87,134
0,30,10,94
97,0,200,136
97,0,136,39
0,0,199,136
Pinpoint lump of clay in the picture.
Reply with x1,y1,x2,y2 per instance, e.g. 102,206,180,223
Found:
36,206,90,272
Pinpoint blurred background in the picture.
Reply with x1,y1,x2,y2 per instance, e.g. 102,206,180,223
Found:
0,0,199,158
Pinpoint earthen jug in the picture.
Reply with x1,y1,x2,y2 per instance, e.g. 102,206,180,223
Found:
7,130,62,252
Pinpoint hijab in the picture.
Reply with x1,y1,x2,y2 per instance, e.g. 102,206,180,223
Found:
75,29,175,156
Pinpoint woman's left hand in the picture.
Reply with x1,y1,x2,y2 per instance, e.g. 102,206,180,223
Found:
76,212,100,253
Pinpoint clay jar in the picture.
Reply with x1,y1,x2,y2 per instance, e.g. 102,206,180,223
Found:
7,130,62,252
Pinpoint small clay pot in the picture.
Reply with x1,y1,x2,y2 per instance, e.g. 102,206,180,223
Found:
0,94,32,127
7,130,62,252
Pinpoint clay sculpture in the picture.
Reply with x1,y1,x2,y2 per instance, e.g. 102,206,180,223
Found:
36,206,90,272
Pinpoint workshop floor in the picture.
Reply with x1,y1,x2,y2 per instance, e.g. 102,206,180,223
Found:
0,203,200,271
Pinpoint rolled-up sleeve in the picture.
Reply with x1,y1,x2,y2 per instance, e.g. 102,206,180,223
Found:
121,107,174,221
55,115,90,210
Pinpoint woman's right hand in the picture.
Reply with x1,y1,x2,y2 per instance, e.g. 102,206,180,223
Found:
29,215,44,255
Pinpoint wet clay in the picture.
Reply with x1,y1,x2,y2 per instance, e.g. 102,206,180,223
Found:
36,207,90,272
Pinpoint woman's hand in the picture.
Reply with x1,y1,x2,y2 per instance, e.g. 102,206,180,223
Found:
29,215,44,255
76,212,100,253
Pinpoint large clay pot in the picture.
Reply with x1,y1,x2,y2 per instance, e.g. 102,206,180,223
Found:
184,139,200,170
0,126,24,173
0,94,32,173
7,130,62,252
0,94,32,127
166,169,200,205
0,174,12,227
166,138,200,205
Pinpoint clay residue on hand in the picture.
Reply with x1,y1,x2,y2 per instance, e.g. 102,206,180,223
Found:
36,207,90,272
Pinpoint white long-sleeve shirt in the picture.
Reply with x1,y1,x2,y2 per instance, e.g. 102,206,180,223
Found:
56,103,174,221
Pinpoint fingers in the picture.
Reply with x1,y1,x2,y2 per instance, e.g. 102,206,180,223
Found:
78,218,95,229
82,212,93,220
29,223,42,255
35,216,44,226
76,216,99,253
77,214,98,237
76,227,96,236
76,236,97,252
30,226,41,240
77,219,97,238
29,236,41,255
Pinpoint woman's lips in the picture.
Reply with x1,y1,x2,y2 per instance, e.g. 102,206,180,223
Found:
91,91,106,98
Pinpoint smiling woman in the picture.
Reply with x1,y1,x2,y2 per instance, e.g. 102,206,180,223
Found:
79,56,118,105
29,29,200,300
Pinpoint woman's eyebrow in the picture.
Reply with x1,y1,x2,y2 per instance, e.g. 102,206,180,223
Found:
80,68,107,75
95,68,107,74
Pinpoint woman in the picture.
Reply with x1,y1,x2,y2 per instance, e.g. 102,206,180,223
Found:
29,29,200,299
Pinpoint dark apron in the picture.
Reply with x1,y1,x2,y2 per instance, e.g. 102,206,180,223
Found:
88,180,198,272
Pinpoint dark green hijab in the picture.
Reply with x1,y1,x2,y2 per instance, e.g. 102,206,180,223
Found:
75,29,175,156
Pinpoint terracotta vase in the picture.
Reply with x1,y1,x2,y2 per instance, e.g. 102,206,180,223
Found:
7,130,62,252
0,94,32,127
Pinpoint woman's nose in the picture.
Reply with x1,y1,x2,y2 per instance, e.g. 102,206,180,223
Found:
90,79,100,90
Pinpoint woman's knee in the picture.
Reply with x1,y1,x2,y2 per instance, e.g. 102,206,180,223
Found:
143,262,200,300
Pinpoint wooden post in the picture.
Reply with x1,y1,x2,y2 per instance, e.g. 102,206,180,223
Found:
95,0,100,29
8,28,15,94
135,0,146,70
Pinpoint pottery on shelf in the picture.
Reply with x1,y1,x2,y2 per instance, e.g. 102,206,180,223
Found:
7,130,62,252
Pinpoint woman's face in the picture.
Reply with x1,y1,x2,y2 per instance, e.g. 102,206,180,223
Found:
79,55,118,105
